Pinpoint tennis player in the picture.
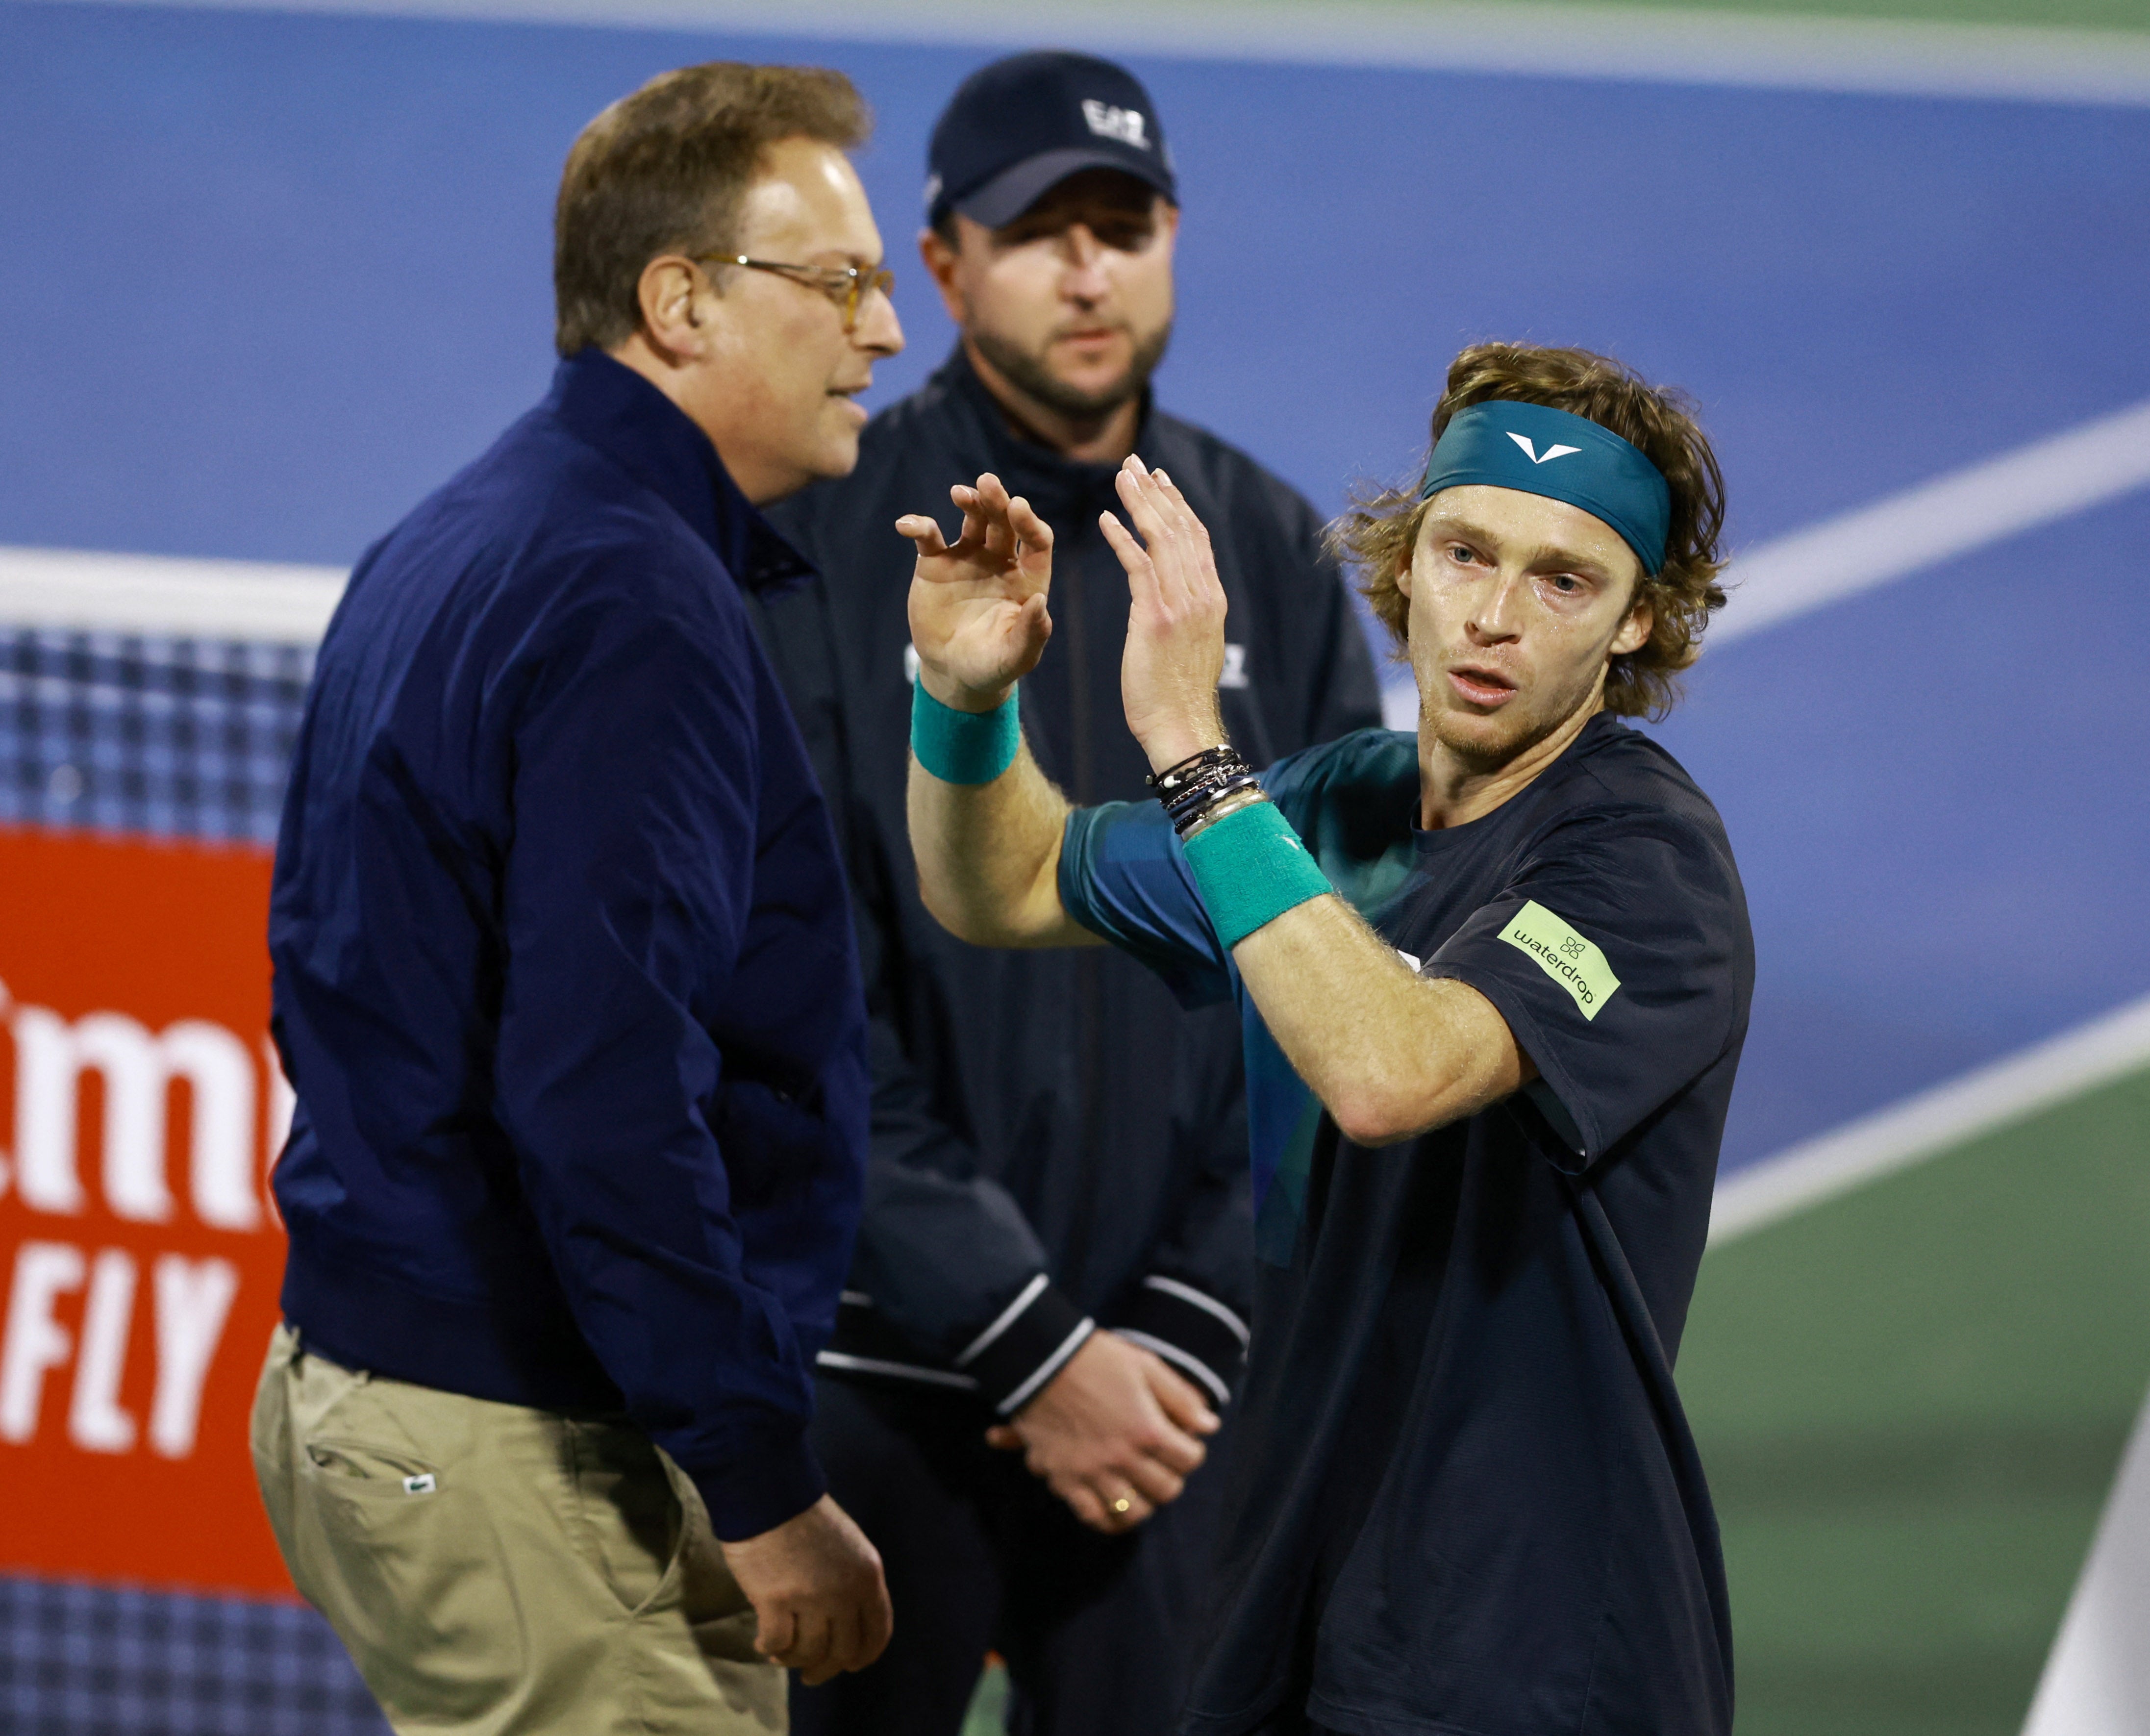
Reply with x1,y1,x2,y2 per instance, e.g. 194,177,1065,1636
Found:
900,343,1750,1735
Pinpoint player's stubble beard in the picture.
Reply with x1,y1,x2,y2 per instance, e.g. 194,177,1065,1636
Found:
969,317,1174,423
1417,651,1609,778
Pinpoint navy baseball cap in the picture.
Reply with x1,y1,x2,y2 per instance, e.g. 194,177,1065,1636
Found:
926,51,1176,230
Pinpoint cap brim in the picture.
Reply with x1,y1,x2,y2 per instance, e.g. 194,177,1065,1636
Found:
950,146,1176,229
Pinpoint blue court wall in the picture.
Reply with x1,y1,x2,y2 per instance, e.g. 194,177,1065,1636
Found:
4,0,2148,1181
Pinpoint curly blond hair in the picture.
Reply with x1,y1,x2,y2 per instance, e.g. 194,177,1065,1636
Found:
1329,343,1728,721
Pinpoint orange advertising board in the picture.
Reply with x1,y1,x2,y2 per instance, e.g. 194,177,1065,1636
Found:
0,824,294,1595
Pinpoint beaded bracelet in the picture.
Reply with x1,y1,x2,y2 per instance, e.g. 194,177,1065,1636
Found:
1146,744,1243,802
1147,744,1260,837
1166,771,1262,836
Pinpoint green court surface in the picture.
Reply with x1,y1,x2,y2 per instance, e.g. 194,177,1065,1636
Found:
1369,0,2150,33
1210,0,2150,35
1681,1065,2150,1735
964,1664,1010,1736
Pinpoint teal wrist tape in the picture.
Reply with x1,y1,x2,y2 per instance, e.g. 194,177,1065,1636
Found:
1180,799,1333,950
911,680,1021,784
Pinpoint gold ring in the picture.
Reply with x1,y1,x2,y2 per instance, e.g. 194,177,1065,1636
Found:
1112,1496,1132,1513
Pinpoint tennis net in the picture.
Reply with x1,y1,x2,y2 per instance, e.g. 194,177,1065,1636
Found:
0,628,312,846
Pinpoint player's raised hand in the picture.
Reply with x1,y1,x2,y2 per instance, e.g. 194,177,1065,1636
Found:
1100,456,1229,771
900,472,1054,712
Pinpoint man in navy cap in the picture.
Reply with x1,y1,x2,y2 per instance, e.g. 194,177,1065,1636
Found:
759,49,1380,1736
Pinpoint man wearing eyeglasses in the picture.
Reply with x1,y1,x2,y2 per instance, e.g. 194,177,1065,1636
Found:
253,64,903,1734
758,50,1381,1736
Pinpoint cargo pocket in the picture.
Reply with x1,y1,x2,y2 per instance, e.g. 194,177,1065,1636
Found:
564,1418,687,1619
297,1396,524,1723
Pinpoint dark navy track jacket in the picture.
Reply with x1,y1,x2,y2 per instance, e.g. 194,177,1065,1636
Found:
269,349,867,1541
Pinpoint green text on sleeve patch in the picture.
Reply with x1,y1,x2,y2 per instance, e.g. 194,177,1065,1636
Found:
1499,900,1621,1021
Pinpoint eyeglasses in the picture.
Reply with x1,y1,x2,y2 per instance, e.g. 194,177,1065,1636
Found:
696,254,895,332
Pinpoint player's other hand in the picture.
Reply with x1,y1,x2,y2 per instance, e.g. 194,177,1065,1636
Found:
984,1329,1220,1534
719,1493,892,1686
1100,456,1230,773
900,471,1054,714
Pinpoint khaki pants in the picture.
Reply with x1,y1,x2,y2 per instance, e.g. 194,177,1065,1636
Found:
250,1323,785,1734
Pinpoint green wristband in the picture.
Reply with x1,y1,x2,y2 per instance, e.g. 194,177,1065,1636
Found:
911,679,1021,784
1180,799,1333,950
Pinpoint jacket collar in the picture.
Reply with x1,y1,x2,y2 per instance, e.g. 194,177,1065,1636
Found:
545,348,814,595
935,344,1158,512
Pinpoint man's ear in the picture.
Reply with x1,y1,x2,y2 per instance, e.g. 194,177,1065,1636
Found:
1394,553,1414,600
919,225,968,327
1610,590,1654,657
634,255,712,364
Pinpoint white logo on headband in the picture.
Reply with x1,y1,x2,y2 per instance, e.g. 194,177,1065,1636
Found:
1509,432,1581,465
1081,100,1152,150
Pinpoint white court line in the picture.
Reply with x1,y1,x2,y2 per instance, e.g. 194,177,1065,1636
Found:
1714,396,2150,645
2021,1380,2150,1736
38,0,2150,107
0,546,346,643
1708,992,2150,1246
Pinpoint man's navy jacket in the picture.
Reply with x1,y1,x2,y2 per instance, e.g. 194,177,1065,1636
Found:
269,349,867,1541
758,349,1381,1415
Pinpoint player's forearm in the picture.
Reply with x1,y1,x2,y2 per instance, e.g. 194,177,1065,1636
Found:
1231,896,1532,1146
906,742,1084,948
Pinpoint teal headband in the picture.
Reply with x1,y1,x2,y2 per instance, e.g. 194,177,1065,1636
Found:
1417,401,1672,576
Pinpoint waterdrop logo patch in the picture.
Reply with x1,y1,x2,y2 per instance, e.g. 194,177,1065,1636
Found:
1499,900,1620,1020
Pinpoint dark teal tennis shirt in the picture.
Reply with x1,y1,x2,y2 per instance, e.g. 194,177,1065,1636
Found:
1063,719,1750,1736
268,349,868,1540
